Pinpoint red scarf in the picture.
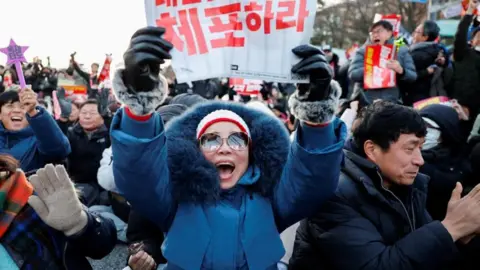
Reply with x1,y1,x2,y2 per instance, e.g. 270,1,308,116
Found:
0,171,33,238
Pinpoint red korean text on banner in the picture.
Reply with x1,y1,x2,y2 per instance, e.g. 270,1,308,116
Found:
374,14,401,38
364,44,396,90
229,78,262,96
155,0,310,56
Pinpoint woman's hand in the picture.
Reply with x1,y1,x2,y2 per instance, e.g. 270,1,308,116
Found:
128,250,156,270
288,45,341,124
113,26,173,116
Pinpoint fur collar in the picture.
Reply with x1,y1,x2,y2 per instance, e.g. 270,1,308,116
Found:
165,102,290,204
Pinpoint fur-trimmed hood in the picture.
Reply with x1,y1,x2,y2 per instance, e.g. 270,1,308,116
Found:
165,101,290,204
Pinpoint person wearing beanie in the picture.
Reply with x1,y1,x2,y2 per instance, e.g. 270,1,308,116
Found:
418,104,473,220
110,27,345,269
169,92,207,108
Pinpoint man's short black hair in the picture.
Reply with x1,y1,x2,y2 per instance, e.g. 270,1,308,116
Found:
91,63,100,68
0,91,20,112
422,20,440,42
79,99,100,111
370,20,394,32
353,101,427,156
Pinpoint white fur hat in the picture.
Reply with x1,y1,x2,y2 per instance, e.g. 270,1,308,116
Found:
196,110,251,139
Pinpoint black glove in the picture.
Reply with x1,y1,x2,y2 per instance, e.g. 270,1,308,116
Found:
112,27,173,115
288,45,341,124
123,27,172,92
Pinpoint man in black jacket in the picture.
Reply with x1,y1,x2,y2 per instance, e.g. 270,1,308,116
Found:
290,101,480,270
452,0,480,118
401,21,444,106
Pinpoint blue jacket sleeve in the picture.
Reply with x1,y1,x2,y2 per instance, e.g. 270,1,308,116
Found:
67,210,117,259
348,47,365,83
27,106,71,159
273,119,346,231
398,47,417,82
111,108,175,231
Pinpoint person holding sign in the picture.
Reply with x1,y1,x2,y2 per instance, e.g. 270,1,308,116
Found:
110,26,345,270
0,89,71,173
348,20,417,103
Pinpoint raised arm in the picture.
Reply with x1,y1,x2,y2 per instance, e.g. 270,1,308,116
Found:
275,45,346,231
20,89,71,160
111,27,175,231
454,2,475,61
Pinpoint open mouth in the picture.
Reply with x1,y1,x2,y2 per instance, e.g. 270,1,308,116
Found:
373,39,380,43
10,116,23,123
216,162,235,181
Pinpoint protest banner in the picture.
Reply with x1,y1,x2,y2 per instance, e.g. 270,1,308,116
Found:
346,43,359,60
57,77,88,96
413,96,450,110
462,0,479,15
145,0,315,83
363,44,396,89
229,78,262,96
442,2,463,18
96,54,112,85
373,14,402,37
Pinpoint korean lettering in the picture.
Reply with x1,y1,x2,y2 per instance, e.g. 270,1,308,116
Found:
373,66,383,87
204,3,245,48
156,8,208,55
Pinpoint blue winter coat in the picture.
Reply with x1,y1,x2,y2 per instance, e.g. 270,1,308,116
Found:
0,107,71,172
111,102,346,270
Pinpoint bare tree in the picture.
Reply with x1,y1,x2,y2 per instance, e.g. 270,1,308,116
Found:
311,0,427,48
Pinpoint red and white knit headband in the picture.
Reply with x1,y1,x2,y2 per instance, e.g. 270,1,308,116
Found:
196,110,251,139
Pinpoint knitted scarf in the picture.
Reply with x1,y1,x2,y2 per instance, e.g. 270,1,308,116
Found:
0,171,33,238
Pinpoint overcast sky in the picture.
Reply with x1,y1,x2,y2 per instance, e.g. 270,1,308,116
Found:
1,0,335,70
0,0,146,69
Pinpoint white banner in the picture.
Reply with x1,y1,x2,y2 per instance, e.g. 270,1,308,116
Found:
442,3,462,18
145,0,316,83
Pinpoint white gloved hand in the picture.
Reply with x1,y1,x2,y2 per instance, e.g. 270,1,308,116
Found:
28,164,88,236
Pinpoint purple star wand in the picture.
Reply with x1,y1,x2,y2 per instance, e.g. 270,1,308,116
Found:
0,39,29,89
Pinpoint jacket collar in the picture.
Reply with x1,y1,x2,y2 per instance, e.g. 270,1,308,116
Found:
72,123,108,139
165,101,290,204
342,150,429,203
0,123,34,139
409,41,437,52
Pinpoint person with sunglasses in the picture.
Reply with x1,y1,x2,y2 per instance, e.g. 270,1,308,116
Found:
110,27,346,270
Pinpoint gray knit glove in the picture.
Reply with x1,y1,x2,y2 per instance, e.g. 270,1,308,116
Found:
28,164,88,236
57,88,73,119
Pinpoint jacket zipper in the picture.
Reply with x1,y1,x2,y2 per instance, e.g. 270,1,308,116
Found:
377,171,414,232
63,242,69,270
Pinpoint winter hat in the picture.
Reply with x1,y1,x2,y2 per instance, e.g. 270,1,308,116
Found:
246,101,275,117
170,93,207,108
196,110,251,139
157,104,188,124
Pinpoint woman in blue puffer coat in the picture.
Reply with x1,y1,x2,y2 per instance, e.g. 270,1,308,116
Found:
111,27,346,270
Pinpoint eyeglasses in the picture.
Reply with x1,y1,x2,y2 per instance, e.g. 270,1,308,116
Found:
199,132,250,152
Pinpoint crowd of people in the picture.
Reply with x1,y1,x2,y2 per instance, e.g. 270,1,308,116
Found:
0,0,480,269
